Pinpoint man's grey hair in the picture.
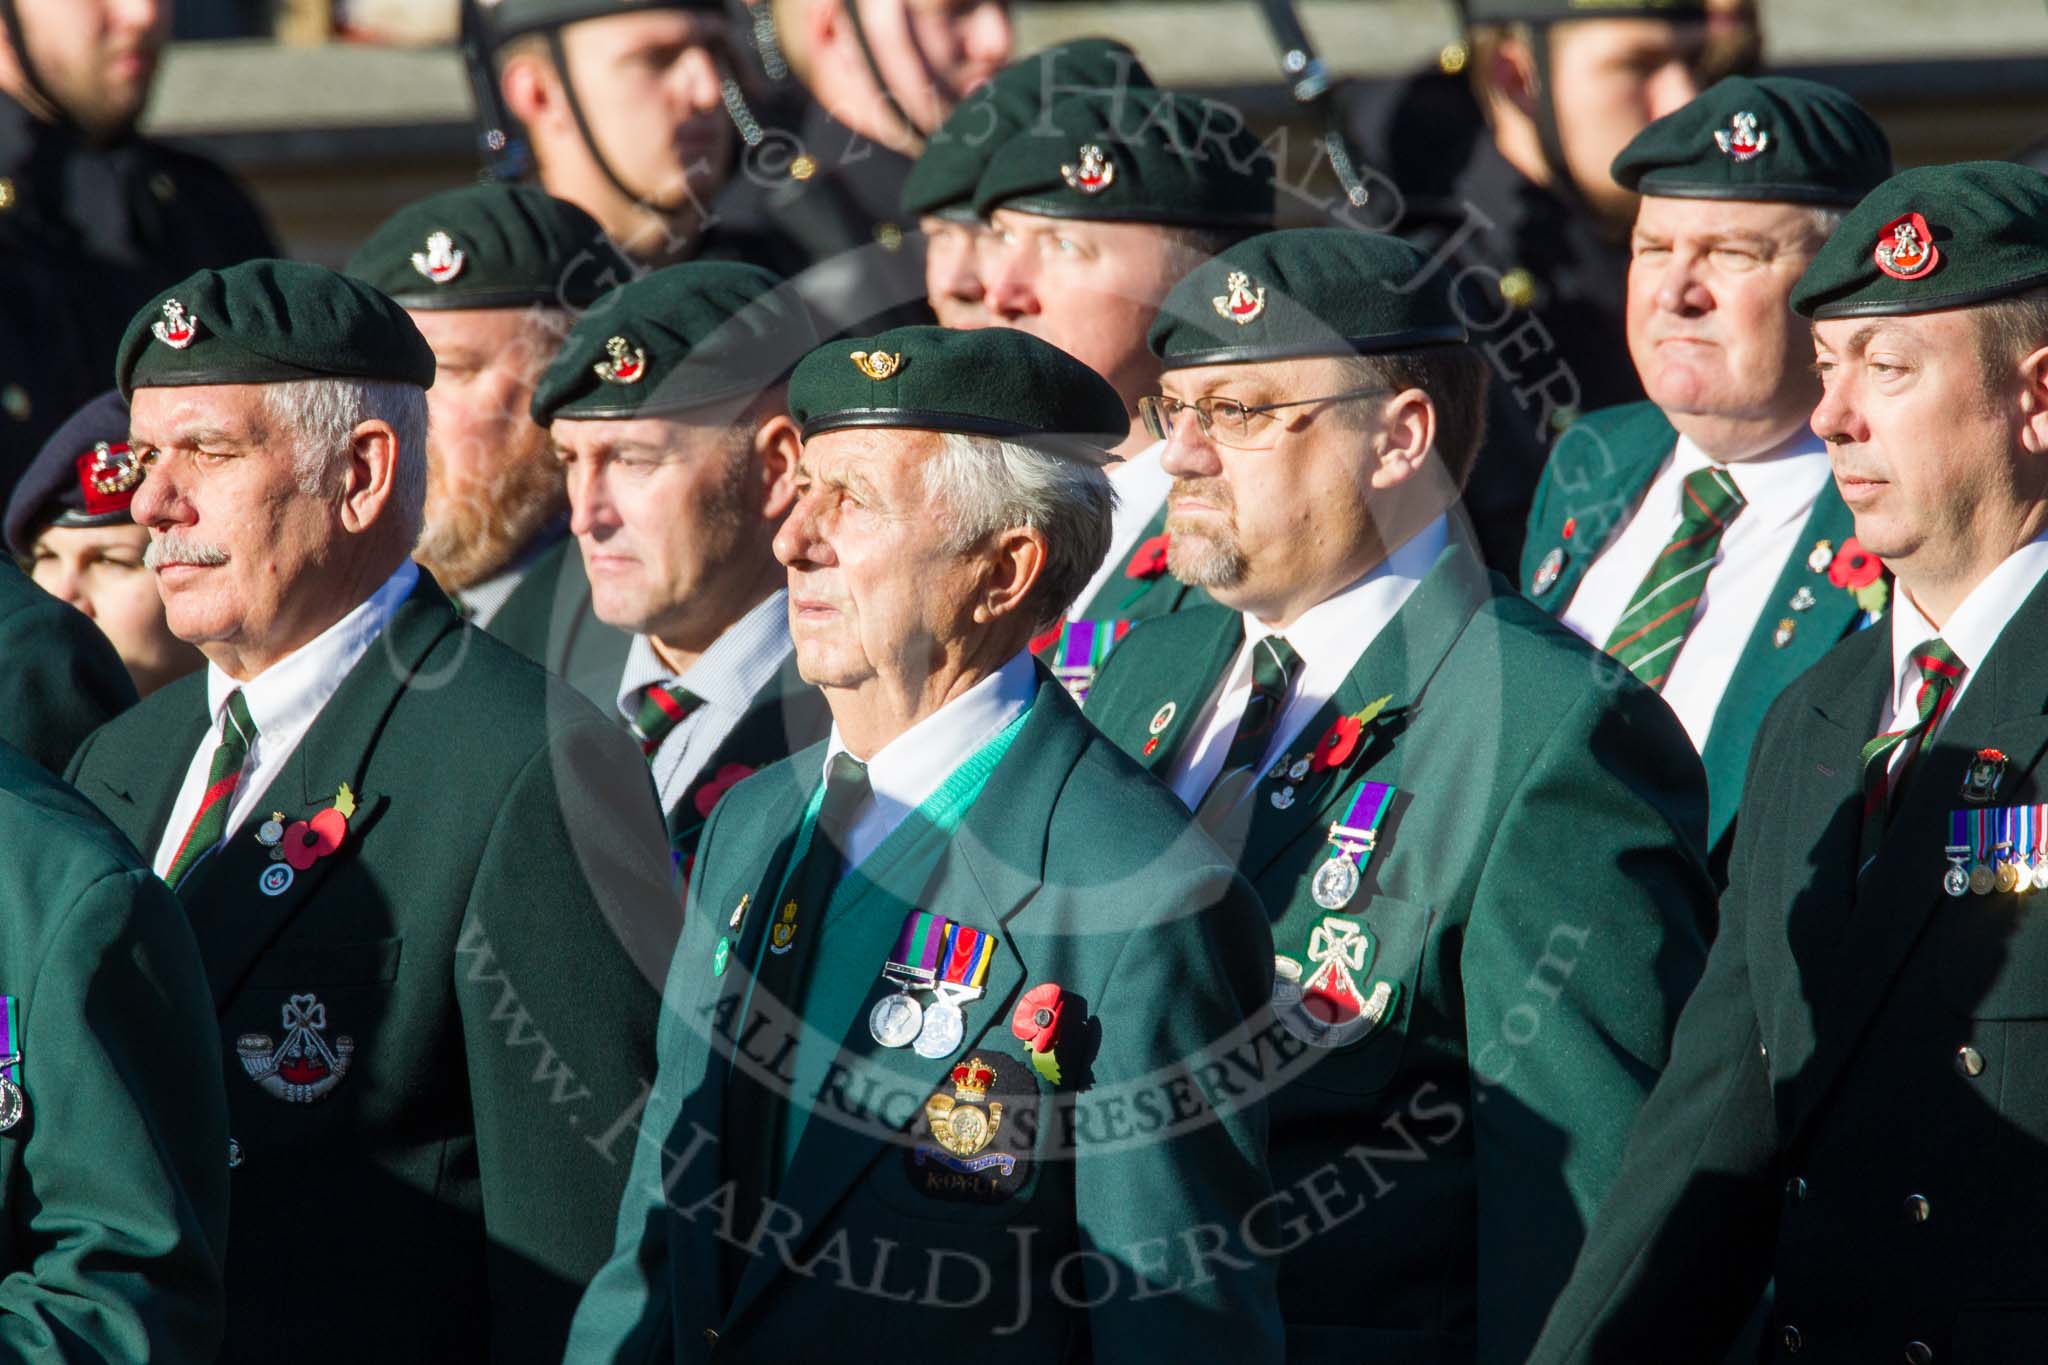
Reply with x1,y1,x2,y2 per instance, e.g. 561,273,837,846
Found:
261,379,429,547
1809,207,1845,244
928,432,1117,630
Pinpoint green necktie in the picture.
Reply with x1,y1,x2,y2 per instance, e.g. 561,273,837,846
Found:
1196,633,1303,827
1859,638,1965,863
1604,466,1746,689
629,682,703,761
163,690,259,889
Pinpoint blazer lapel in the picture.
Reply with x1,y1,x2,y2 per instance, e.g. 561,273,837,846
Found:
666,654,830,848
1133,610,1241,780
721,681,1083,1332
1527,407,1673,610
97,684,209,855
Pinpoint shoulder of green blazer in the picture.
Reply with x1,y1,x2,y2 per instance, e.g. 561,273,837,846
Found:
568,673,1287,1365
0,556,136,776
663,650,832,875
483,537,634,713
66,573,677,1364
0,740,228,1365
1520,400,1676,607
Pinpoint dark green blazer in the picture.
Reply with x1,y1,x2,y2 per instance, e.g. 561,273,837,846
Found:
1520,402,1868,861
0,556,135,775
0,741,227,1363
1530,569,2048,1364
486,537,633,713
567,677,1287,1363
67,575,677,1365
1085,543,1715,1365
661,652,832,878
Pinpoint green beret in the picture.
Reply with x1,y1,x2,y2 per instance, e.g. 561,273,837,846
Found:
788,326,1127,453
1791,161,2048,320
116,259,436,401
532,262,816,424
478,0,719,46
1612,76,1890,207
971,86,1275,229
1464,0,1705,22
1148,227,1468,370
345,184,629,311
902,39,1154,223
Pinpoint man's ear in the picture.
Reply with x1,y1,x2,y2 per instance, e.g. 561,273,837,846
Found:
971,526,1049,627
1484,32,1542,123
1367,389,1438,493
500,51,558,136
754,413,803,519
2017,344,2048,458
337,420,401,536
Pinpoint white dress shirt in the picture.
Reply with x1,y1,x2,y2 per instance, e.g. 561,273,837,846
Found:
1167,516,1450,811
1066,440,1174,622
1877,532,2048,747
153,560,420,880
615,590,794,812
822,649,1036,870
1560,429,1834,754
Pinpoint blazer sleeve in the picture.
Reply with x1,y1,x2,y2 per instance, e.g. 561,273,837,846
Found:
1526,719,1788,1365
0,867,228,1365
455,715,679,1365
1460,681,1715,1365
0,590,136,778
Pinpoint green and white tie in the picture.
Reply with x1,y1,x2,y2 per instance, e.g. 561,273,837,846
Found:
1604,466,1746,689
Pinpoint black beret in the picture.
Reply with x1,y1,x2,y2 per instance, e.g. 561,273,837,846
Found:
532,261,816,423
789,326,1126,453
1612,76,1890,206
346,184,630,310
3,390,139,557
478,0,720,47
117,260,437,400
902,39,1154,223
1149,227,1468,370
1464,0,1705,21
972,85,1275,229
1792,161,2048,320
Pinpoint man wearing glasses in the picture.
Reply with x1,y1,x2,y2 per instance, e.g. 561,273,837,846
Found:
1083,227,1716,1364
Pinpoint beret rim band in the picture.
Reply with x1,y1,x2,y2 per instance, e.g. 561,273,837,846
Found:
386,286,591,311
799,407,1117,448
541,376,783,424
983,194,1272,229
1625,179,1873,207
1156,325,1473,370
1800,267,2048,320
121,355,429,401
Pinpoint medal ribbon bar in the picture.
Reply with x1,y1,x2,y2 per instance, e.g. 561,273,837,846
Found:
1325,780,1396,872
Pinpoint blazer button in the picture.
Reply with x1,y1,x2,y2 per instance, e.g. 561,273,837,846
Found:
702,1328,718,1347
1781,1323,1803,1353
1904,1194,1931,1223
1905,1342,1933,1365
1785,1176,1808,1202
1957,1044,1985,1077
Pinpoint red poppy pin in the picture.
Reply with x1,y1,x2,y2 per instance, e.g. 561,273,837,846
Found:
1012,982,1066,1082
1125,533,1171,581
282,784,355,872
1310,694,1395,772
1827,537,1889,617
692,763,756,819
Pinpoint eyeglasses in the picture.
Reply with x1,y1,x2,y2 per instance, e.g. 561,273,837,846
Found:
1136,387,1393,449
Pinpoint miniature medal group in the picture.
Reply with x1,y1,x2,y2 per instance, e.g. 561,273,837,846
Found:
869,911,996,1059
1942,750,2047,897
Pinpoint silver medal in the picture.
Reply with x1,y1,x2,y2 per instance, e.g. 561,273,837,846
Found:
1943,864,1970,898
0,1059,20,1133
912,998,965,1058
868,991,924,1048
1311,855,1361,910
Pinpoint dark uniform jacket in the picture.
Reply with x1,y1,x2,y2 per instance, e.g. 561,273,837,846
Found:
1521,401,1869,866
1529,569,2048,1365
0,740,228,1364
0,92,275,488
567,676,1286,1363
66,574,677,1365
0,556,135,774
1084,541,1714,1364
486,536,633,713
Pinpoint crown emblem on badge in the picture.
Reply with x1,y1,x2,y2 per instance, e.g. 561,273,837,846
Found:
1060,143,1115,195
593,335,647,385
923,1057,1004,1160
410,230,466,284
1713,110,1769,162
151,299,199,350
850,349,902,381
1212,271,1267,325
85,441,142,497
1874,211,1939,280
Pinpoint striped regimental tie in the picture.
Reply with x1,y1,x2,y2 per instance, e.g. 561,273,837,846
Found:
1196,634,1303,830
163,689,259,888
1604,466,1747,689
1858,638,1966,864
629,682,703,761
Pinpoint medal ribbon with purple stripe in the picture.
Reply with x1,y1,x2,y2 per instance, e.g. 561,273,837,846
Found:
1052,620,1131,702
0,996,17,1083
883,909,948,988
1324,780,1396,874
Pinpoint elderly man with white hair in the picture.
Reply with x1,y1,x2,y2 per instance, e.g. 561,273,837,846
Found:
568,325,1284,1364
65,260,677,1365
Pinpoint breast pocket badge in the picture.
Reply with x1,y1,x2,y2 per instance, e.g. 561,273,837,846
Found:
237,993,355,1103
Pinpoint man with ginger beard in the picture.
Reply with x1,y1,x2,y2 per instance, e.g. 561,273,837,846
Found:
347,183,636,703
1520,76,1893,875
0,0,274,486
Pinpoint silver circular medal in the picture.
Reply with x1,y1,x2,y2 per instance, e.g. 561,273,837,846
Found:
257,818,285,847
2032,858,2048,892
1943,864,1970,898
868,992,923,1049
0,1076,22,1132
912,998,965,1058
1311,856,1360,911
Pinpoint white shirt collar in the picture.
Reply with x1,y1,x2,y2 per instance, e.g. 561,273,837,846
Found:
1667,427,1833,531
615,589,792,720
205,560,419,736
1888,532,2048,715
1244,514,1450,667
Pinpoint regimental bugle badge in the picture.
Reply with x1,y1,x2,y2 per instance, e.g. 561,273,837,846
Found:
237,993,355,1103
